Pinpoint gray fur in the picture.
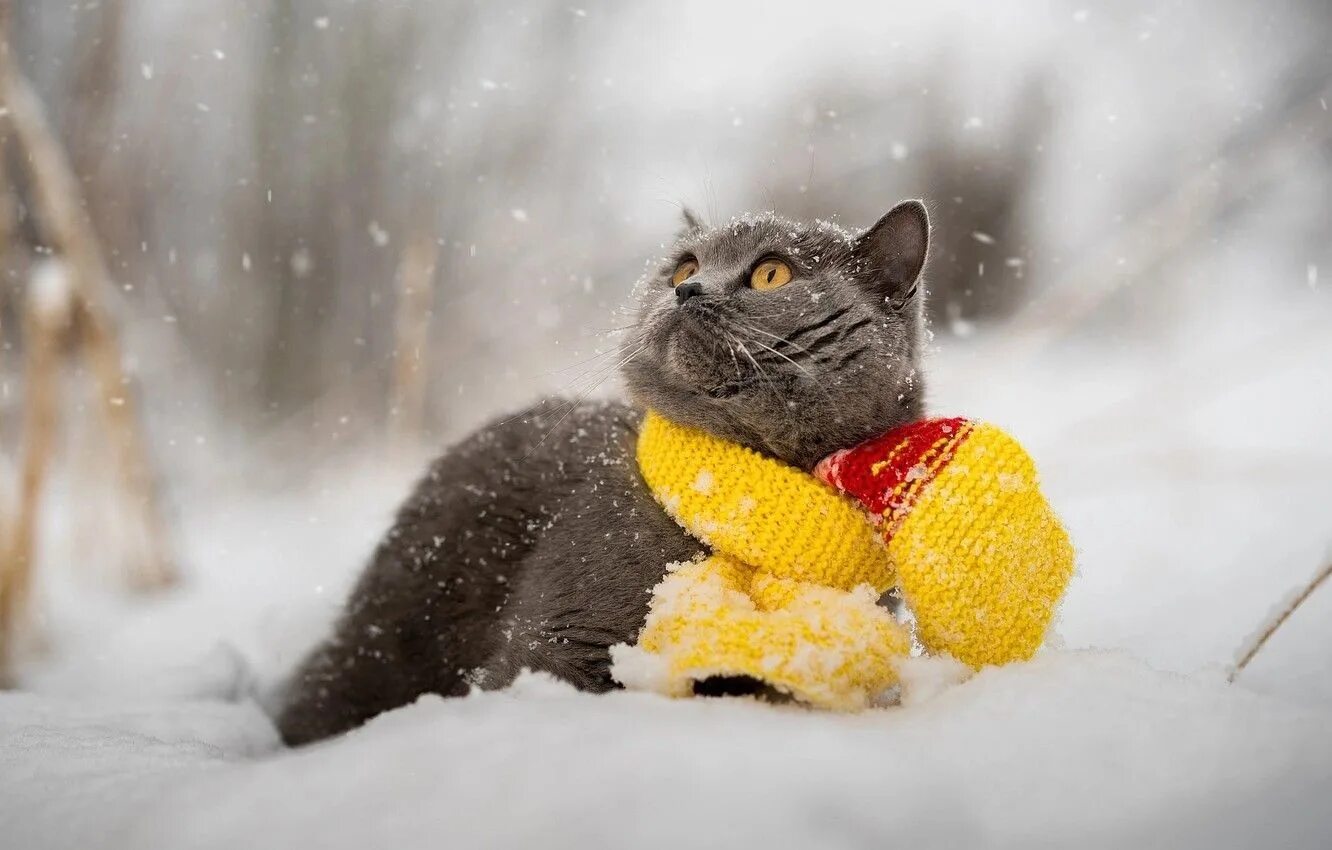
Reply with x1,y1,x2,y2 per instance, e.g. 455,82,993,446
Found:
624,201,929,470
274,201,930,745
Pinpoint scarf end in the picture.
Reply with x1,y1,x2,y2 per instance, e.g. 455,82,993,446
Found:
610,556,911,711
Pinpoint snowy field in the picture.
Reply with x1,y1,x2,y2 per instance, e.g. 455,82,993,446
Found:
4,2,1332,846
4,292,1332,849
5,658,1332,850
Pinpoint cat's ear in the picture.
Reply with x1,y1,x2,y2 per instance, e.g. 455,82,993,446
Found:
852,200,929,309
679,206,705,235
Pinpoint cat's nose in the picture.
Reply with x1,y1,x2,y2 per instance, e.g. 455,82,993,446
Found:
674,280,704,304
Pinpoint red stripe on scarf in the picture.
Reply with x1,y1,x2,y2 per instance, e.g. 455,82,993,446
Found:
814,417,972,537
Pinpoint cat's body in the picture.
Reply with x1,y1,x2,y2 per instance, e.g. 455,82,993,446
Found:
276,202,931,745
275,398,698,745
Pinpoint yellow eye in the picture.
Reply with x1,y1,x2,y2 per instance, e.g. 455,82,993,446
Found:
750,258,793,291
670,258,699,286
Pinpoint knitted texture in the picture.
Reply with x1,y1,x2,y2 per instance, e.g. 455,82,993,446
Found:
635,411,895,592
816,418,1076,668
620,411,906,709
612,411,1074,709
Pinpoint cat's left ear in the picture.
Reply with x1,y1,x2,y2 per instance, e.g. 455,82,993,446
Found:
679,206,705,236
852,200,929,309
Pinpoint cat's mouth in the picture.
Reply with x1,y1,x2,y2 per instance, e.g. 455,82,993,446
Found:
659,308,760,401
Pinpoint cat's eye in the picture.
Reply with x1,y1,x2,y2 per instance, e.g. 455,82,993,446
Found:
670,257,699,286
750,258,793,291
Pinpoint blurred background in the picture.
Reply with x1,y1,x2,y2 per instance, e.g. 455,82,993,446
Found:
1,1,1330,701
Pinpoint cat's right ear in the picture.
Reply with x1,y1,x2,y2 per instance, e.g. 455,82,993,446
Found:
852,200,930,310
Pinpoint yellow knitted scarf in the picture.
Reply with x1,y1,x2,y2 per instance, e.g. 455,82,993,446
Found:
611,410,1074,709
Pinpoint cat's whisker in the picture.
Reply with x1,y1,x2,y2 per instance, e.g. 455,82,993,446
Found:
537,346,623,378
727,318,816,359
723,319,837,404
745,337,817,380
523,374,616,448
539,354,622,405
549,358,625,412
524,344,647,459
588,323,640,337
723,332,742,382
736,341,780,398
716,314,815,372
539,325,646,388
494,344,631,428
748,343,836,407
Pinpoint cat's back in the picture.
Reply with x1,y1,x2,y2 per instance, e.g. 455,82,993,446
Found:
415,396,643,508
276,396,670,744
378,396,647,581
371,395,696,685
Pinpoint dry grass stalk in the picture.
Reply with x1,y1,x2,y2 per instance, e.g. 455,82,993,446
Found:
1230,558,1332,682
0,264,70,679
389,228,439,444
0,23,176,590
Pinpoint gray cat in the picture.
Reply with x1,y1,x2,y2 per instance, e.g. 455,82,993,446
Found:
275,200,930,745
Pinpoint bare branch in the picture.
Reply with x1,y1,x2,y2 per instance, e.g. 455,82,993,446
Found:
1230,558,1332,682
0,262,70,681
0,17,176,591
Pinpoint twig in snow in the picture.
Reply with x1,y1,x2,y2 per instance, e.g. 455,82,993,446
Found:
1230,558,1332,682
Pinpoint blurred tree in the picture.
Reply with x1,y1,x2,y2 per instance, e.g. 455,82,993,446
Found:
243,0,422,417
754,73,1051,331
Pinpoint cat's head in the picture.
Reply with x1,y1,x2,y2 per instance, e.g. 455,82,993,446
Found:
622,201,930,470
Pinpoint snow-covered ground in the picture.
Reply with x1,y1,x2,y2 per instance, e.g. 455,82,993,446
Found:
5,0,1331,844
6,657,1332,850
4,291,1332,847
